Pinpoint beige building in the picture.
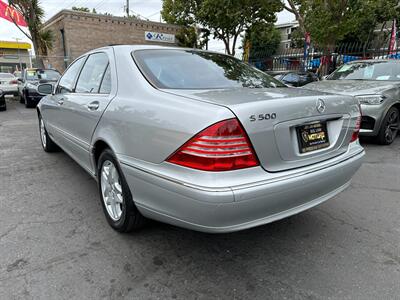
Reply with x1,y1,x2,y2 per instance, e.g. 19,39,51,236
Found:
275,20,300,52
43,10,181,72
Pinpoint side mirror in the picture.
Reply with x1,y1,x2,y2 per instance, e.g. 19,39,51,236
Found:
37,83,54,95
17,78,24,83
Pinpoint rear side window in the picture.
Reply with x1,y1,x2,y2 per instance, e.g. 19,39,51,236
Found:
99,64,111,94
76,53,109,93
57,57,85,94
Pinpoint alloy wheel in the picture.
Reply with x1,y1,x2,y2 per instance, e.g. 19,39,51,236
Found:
384,110,399,144
100,160,124,221
40,118,47,149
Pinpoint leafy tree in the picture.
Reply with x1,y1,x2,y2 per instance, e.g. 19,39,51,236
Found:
243,23,281,58
162,0,282,56
280,0,306,35
175,27,197,48
281,0,400,47
8,0,53,69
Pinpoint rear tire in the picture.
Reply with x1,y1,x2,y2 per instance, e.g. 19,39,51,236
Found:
39,115,59,152
376,107,399,145
97,149,146,233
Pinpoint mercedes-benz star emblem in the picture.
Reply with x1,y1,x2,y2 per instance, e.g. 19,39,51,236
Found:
316,99,326,114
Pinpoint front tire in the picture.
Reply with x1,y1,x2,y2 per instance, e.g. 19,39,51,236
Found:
377,107,399,145
98,149,146,233
39,115,59,152
24,91,35,108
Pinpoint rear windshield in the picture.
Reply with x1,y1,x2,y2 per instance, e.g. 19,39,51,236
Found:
133,49,285,89
0,73,14,79
26,69,61,81
328,61,400,81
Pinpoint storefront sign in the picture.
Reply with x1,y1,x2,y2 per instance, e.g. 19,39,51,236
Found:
145,31,175,43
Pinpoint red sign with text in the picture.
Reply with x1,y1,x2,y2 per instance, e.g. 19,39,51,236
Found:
0,1,27,27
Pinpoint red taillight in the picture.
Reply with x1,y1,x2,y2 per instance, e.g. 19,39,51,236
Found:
351,115,361,142
10,80,18,84
167,118,259,171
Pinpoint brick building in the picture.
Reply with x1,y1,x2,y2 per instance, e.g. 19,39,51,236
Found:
42,10,181,72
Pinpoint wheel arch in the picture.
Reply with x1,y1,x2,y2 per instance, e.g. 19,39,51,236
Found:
91,139,115,176
392,102,400,115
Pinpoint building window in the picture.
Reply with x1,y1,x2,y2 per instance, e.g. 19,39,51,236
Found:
285,43,290,49
286,28,290,34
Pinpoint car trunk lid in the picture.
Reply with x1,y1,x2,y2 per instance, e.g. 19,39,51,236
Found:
162,87,359,172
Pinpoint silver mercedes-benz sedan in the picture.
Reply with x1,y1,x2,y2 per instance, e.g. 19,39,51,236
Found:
36,45,364,233
305,59,400,145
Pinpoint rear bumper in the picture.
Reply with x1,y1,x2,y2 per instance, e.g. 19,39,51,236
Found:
120,144,364,233
0,85,18,95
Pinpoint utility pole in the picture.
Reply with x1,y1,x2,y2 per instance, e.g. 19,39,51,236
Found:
126,0,129,17
13,37,23,72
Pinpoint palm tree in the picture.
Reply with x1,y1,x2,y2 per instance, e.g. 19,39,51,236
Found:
8,0,53,68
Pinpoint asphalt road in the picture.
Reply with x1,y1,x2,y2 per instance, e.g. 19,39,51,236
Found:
1,100,400,300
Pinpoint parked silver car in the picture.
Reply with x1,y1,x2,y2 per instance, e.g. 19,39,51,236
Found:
305,59,400,145
37,45,364,233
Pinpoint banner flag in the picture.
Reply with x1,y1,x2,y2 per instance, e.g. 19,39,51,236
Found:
0,1,27,27
389,19,397,55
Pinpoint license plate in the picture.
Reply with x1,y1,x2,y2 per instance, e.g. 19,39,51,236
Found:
296,122,330,153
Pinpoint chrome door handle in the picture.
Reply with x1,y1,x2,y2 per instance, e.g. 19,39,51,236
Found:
87,101,99,111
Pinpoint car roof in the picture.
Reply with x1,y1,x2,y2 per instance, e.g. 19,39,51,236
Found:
348,59,400,64
96,44,230,57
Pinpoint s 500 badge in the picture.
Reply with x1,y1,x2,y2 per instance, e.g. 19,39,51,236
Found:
250,113,277,122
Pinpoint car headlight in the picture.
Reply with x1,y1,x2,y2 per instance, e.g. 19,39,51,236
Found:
26,83,38,90
356,95,385,105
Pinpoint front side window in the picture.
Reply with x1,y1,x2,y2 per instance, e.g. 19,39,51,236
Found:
133,50,285,89
57,57,85,94
329,61,400,81
75,53,109,93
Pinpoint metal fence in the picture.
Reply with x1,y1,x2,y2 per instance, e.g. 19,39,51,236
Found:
246,41,400,75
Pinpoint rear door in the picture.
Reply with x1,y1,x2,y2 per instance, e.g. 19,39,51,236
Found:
60,50,115,173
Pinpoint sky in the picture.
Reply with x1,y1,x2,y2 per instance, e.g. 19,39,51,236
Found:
0,0,295,53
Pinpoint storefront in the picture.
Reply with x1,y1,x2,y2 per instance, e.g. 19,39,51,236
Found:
0,40,31,73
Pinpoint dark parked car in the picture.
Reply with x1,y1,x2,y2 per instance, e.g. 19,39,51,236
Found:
18,68,61,108
273,71,319,87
